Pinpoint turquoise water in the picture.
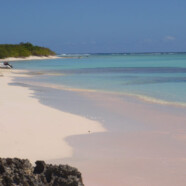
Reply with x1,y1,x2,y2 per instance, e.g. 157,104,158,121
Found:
12,53,186,104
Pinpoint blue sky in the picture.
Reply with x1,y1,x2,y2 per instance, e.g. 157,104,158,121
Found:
0,0,186,53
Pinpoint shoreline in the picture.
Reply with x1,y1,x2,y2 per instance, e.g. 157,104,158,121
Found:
0,55,61,62
13,79,186,108
0,69,105,162
0,55,85,62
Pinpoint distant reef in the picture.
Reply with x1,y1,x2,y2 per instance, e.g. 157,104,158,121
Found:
0,158,84,186
0,43,56,59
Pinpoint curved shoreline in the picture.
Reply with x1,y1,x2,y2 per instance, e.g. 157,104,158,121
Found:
14,78,186,108
0,70,106,162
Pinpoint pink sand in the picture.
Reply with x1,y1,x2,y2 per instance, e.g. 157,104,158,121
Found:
0,70,105,162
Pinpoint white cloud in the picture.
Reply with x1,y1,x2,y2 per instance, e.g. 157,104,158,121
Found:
164,36,175,41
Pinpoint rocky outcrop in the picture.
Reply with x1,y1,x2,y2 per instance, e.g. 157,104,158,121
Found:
0,158,84,186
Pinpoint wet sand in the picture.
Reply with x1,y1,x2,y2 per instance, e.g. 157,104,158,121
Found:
62,93,186,186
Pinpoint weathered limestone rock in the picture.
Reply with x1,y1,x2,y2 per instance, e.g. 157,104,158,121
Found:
0,158,84,186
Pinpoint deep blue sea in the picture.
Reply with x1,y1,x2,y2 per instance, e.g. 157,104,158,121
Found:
11,53,186,106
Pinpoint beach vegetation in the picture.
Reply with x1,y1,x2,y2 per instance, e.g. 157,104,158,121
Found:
0,42,56,59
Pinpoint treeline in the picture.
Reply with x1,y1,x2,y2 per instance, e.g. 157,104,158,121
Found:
0,42,56,59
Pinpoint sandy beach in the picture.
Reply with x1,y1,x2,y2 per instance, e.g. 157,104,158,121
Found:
0,69,105,162
0,55,61,62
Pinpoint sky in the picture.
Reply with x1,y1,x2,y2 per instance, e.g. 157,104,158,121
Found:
0,0,186,53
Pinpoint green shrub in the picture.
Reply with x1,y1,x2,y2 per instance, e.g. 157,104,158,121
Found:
0,43,56,59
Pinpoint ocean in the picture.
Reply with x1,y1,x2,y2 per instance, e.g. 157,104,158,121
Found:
11,53,186,106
